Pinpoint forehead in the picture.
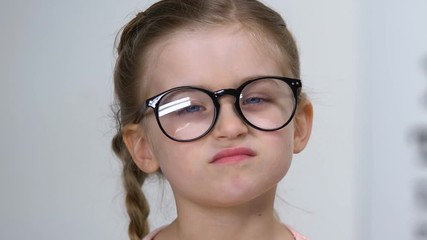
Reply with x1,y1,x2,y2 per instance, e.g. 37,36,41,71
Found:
142,24,290,95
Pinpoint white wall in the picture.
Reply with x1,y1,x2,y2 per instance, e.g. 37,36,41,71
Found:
362,0,427,239
0,0,362,239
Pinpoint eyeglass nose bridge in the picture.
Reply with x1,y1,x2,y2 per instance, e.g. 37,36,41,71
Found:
211,88,248,126
213,88,240,101
212,88,244,116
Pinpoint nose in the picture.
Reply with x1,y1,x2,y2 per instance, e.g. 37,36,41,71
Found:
211,97,249,140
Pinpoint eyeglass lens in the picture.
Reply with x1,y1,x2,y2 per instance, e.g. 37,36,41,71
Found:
156,78,296,141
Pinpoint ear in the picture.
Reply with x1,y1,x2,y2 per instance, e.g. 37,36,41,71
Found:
293,100,314,153
122,124,160,174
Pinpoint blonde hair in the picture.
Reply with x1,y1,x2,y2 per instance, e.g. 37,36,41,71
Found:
112,1,301,239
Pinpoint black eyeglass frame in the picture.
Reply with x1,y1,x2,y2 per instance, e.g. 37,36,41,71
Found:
133,76,302,142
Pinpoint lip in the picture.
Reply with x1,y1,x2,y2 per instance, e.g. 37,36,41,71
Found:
211,147,256,164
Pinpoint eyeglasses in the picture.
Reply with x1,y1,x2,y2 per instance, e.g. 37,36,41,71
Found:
134,76,302,142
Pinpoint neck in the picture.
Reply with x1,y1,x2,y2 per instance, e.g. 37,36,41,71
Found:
155,188,294,240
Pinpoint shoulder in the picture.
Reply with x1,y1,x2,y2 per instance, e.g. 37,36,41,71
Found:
287,225,310,240
142,226,167,240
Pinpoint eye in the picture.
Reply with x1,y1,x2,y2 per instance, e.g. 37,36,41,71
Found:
242,96,265,105
177,105,206,115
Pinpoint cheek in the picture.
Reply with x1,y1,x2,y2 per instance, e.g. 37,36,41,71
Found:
142,118,172,163
268,122,295,150
145,122,199,176
262,126,295,172
151,142,206,195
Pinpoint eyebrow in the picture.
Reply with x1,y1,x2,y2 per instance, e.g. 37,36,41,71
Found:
189,74,280,91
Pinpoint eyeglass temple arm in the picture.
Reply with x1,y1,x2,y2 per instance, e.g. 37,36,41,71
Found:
134,95,162,123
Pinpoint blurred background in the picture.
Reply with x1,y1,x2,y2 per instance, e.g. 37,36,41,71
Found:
1,0,426,239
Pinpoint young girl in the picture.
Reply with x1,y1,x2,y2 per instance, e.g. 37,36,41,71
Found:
112,0,313,239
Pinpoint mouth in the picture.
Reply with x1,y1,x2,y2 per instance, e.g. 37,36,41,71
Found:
211,147,256,164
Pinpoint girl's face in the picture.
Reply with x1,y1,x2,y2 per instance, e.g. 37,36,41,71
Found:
130,24,310,208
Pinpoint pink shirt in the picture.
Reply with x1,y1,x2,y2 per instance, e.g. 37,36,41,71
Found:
142,225,309,240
